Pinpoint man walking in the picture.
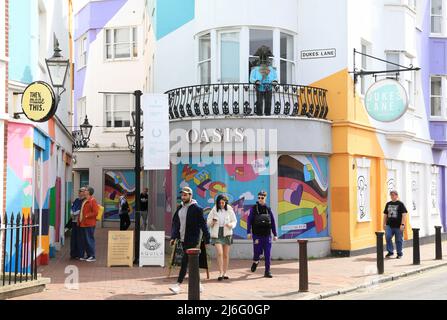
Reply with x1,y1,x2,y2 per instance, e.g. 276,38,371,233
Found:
140,188,149,231
119,190,131,231
70,188,85,259
79,187,99,262
169,187,210,294
247,190,278,278
383,190,408,259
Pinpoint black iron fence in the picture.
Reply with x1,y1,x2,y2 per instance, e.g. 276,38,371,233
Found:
0,213,39,286
165,83,329,120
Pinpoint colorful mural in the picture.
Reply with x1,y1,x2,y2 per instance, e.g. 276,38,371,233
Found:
103,170,136,221
278,155,329,239
177,155,270,239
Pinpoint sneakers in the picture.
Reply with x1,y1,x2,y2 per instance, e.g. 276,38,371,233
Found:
86,256,96,262
385,252,393,258
79,256,88,261
251,261,259,272
169,283,181,294
396,255,403,259
264,271,273,278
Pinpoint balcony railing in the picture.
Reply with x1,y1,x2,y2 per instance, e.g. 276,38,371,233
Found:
165,83,329,120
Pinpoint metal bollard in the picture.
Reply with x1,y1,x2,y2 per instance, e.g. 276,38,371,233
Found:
412,228,420,265
186,248,201,300
298,240,309,292
435,226,443,260
375,232,384,275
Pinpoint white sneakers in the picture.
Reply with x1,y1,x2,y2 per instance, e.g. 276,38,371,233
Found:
169,283,204,295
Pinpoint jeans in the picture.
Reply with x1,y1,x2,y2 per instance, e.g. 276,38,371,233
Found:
385,225,403,256
141,210,148,231
255,90,272,116
70,222,81,258
177,242,196,284
80,226,96,258
120,212,131,231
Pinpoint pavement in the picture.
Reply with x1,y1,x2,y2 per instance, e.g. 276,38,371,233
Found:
10,227,447,300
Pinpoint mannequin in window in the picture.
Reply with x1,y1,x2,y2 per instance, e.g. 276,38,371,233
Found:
250,46,278,116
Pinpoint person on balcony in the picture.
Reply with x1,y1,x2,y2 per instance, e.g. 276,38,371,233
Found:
250,45,278,116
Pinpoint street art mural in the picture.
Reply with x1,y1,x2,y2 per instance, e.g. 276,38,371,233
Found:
103,170,136,221
176,155,271,239
277,155,329,239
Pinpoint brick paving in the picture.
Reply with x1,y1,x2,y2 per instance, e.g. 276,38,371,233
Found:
10,227,447,300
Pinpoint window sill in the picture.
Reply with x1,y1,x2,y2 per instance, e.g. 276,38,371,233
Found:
429,118,447,122
104,57,139,63
429,34,447,39
102,128,131,133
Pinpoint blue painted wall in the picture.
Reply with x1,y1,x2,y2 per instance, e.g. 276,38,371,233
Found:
9,0,38,84
156,0,194,40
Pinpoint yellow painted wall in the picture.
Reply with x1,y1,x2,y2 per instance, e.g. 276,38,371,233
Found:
312,69,391,252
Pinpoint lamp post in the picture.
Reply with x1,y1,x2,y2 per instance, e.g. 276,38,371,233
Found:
128,91,143,264
73,115,93,151
45,34,70,106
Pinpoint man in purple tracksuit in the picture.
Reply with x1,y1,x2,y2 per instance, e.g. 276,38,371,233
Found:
247,190,278,278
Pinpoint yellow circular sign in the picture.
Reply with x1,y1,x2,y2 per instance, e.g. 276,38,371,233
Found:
21,81,57,122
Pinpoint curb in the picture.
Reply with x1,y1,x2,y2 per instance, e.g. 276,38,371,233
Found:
310,261,447,300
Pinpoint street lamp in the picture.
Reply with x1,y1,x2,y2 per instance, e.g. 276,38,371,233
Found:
126,127,136,152
45,34,70,104
73,115,92,151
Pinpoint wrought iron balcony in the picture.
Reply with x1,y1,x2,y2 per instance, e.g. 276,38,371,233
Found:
165,83,329,120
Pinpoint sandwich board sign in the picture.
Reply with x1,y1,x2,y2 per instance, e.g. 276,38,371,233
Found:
107,231,134,267
139,231,165,267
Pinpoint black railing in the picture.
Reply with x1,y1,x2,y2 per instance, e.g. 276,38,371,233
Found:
165,83,329,120
0,213,39,286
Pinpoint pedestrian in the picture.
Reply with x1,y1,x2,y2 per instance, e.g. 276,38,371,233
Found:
119,190,131,231
169,187,210,295
207,194,237,281
79,186,98,262
383,190,408,259
247,190,278,278
140,187,149,231
250,45,278,116
69,187,86,260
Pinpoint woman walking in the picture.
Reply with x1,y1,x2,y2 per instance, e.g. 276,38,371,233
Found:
207,195,237,281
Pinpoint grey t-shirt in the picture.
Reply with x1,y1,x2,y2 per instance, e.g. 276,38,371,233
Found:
178,199,197,241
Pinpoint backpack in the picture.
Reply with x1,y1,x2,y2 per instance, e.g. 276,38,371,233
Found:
120,198,130,213
252,204,272,236
96,205,104,221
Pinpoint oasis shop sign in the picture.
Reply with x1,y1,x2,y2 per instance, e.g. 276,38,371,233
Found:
364,79,408,122
186,128,245,143
21,81,57,122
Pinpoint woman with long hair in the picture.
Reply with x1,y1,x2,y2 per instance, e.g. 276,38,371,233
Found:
207,194,237,281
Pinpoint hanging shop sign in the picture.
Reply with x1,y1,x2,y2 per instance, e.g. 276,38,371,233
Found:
365,79,408,122
139,231,165,267
21,81,57,122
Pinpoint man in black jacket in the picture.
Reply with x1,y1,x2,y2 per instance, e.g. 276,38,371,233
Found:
169,187,210,294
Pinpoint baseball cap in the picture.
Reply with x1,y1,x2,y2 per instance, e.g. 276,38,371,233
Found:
180,187,193,195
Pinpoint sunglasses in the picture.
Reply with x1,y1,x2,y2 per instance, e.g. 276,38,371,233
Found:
258,196,265,200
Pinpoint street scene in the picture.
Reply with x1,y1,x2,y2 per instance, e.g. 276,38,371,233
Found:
1,0,447,308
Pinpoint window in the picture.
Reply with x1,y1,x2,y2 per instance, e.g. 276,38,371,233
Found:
198,33,211,84
280,32,295,84
104,94,133,128
360,41,372,95
220,32,240,83
78,34,87,69
249,29,273,76
38,2,47,66
431,166,440,215
77,97,86,127
431,0,443,34
386,52,399,73
105,27,138,60
431,76,443,117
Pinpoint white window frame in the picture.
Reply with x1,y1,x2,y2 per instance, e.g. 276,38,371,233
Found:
430,75,445,119
104,26,138,61
104,94,134,130
431,0,446,36
78,34,88,70
279,32,295,84
384,51,415,110
198,33,212,84
360,40,372,96
197,27,295,85
77,97,86,128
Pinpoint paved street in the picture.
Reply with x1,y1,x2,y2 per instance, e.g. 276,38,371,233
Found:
8,227,447,300
328,265,447,300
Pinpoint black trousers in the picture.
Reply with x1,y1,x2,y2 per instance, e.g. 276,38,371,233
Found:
177,242,197,284
119,213,131,231
255,90,272,116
